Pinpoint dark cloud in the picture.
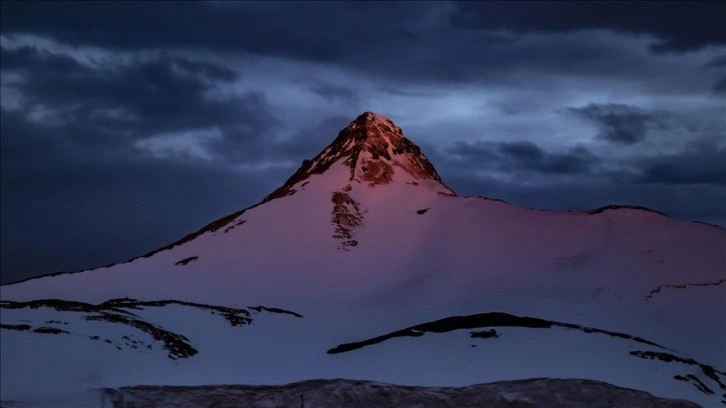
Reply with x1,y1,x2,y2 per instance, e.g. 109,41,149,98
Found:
1,45,274,151
0,107,287,282
449,1,726,53
713,77,726,94
442,171,726,228
0,1,668,88
0,108,359,284
435,135,726,226
167,57,240,83
0,43,79,72
0,1,422,61
638,140,726,185
0,42,349,283
498,141,544,161
309,82,360,104
211,113,355,166
703,55,726,94
447,140,598,175
275,115,354,159
702,54,726,69
569,104,662,145
377,87,442,98
444,135,725,188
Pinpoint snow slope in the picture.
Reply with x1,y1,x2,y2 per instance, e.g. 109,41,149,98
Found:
1,112,725,406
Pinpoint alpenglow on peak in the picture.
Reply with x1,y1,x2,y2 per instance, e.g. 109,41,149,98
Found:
264,112,449,202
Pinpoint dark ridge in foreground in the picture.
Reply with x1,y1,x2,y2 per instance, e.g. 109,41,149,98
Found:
327,311,667,354
585,204,667,216
1,297,302,359
326,312,726,399
630,351,726,392
646,279,726,299
582,205,724,230
98,378,700,408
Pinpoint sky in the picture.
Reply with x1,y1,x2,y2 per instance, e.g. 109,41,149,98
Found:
1,1,724,283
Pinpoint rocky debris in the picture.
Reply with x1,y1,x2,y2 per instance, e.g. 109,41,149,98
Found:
1,298,302,359
223,219,246,233
630,351,726,393
175,256,199,266
674,374,715,395
0,323,31,331
99,378,701,408
248,306,303,318
359,158,394,186
331,191,364,250
646,279,726,300
470,329,499,339
32,327,69,335
85,312,197,360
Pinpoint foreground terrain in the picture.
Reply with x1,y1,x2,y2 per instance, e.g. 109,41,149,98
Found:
2,113,724,406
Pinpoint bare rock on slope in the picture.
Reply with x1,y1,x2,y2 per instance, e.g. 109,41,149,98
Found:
100,378,702,408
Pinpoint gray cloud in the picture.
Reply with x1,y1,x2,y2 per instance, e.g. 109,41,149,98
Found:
0,43,354,282
0,107,287,280
442,134,725,188
713,78,726,94
0,1,423,61
702,54,726,69
309,82,360,104
434,134,725,227
638,139,726,185
1,45,278,155
449,1,726,53
443,171,726,228
498,141,544,161
447,140,599,176
569,104,663,145
0,1,702,89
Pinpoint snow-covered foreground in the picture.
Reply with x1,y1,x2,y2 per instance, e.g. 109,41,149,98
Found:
1,113,725,407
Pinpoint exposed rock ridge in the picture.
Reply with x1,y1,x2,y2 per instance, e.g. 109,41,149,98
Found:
1,297,302,360
331,190,364,250
264,112,447,201
99,378,702,408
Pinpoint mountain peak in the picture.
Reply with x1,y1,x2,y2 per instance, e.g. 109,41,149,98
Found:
264,112,451,202
354,111,395,124
340,111,405,144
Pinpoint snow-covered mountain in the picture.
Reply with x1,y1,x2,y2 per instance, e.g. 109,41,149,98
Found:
1,112,725,407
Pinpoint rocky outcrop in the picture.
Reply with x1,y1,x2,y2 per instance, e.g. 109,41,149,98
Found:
1,298,302,360
99,378,701,408
331,191,364,250
264,112,450,202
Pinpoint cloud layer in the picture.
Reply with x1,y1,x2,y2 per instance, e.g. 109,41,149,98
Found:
1,2,724,282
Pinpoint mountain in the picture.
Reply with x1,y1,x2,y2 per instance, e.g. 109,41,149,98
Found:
1,112,725,407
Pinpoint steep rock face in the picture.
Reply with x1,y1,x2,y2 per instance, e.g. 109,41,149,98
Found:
330,191,363,250
264,112,450,201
